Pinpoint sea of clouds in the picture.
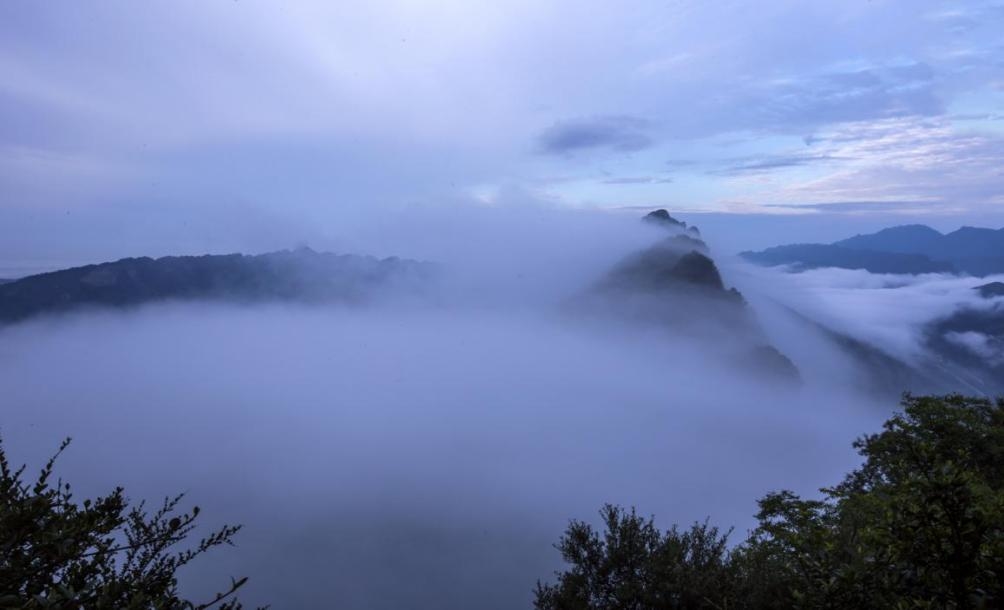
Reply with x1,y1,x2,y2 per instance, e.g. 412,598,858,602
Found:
3,208,978,608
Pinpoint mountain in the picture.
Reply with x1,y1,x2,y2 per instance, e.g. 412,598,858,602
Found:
5,212,994,395
742,224,1004,276
741,244,953,274
777,306,952,397
833,224,945,254
924,304,1004,396
740,223,1004,395
792,305,1004,397
586,210,800,383
644,209,701,236
976,282,1004,299
0,248,434,324
739,222,1004,394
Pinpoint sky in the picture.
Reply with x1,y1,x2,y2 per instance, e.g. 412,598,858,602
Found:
2,0,1004,269
3,5,1004,602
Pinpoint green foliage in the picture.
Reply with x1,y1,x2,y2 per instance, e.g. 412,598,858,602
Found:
534,506,735,609
0,438,262,609
536,394,1004,609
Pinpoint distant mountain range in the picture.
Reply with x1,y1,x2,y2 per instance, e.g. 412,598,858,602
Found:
2,212,1001,397
597,213,1002,394
738,224,1004,395
0,248,434,324
741,224,1004,276
977,282,1004,298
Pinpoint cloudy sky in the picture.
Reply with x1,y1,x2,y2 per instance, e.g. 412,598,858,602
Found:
2,0,1003,268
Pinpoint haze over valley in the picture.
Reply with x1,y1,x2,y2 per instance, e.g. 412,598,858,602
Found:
4,207,1003,606
2,1,1003,607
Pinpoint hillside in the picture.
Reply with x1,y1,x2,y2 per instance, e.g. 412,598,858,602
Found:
0,248,434,324
924,303,1004,395
976,282,1004,298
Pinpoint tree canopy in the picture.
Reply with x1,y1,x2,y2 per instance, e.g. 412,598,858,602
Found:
536,394,1004,609
0,438,261,609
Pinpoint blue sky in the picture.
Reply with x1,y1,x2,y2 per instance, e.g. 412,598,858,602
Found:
1,0,1003,267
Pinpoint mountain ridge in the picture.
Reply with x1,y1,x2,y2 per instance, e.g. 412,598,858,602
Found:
742,223,1004,276
0,248,434,324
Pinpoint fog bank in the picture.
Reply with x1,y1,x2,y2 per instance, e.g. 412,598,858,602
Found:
728,262,1004,365
1,296,891,607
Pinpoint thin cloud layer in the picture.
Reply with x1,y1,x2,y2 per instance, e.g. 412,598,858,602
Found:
1,0,1003,266
709,154,845,177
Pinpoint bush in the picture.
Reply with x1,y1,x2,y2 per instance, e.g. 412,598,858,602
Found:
536,394,1004,609
0,438,262,609
534,506,735,609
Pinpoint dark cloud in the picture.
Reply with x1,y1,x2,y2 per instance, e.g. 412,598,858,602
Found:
537,116,652,155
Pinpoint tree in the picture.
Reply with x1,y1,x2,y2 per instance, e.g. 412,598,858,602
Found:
0,437,263,609
751,393,1004,608
534,506,736,610
536,394,1004,609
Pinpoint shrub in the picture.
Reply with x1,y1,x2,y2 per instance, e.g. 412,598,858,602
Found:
0,438,262,609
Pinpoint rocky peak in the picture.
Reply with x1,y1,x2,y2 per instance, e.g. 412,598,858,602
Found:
643,209,687,229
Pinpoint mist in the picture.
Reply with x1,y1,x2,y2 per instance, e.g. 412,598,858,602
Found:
4,0,1004,605
729,262,1004,365
0,209,895,608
